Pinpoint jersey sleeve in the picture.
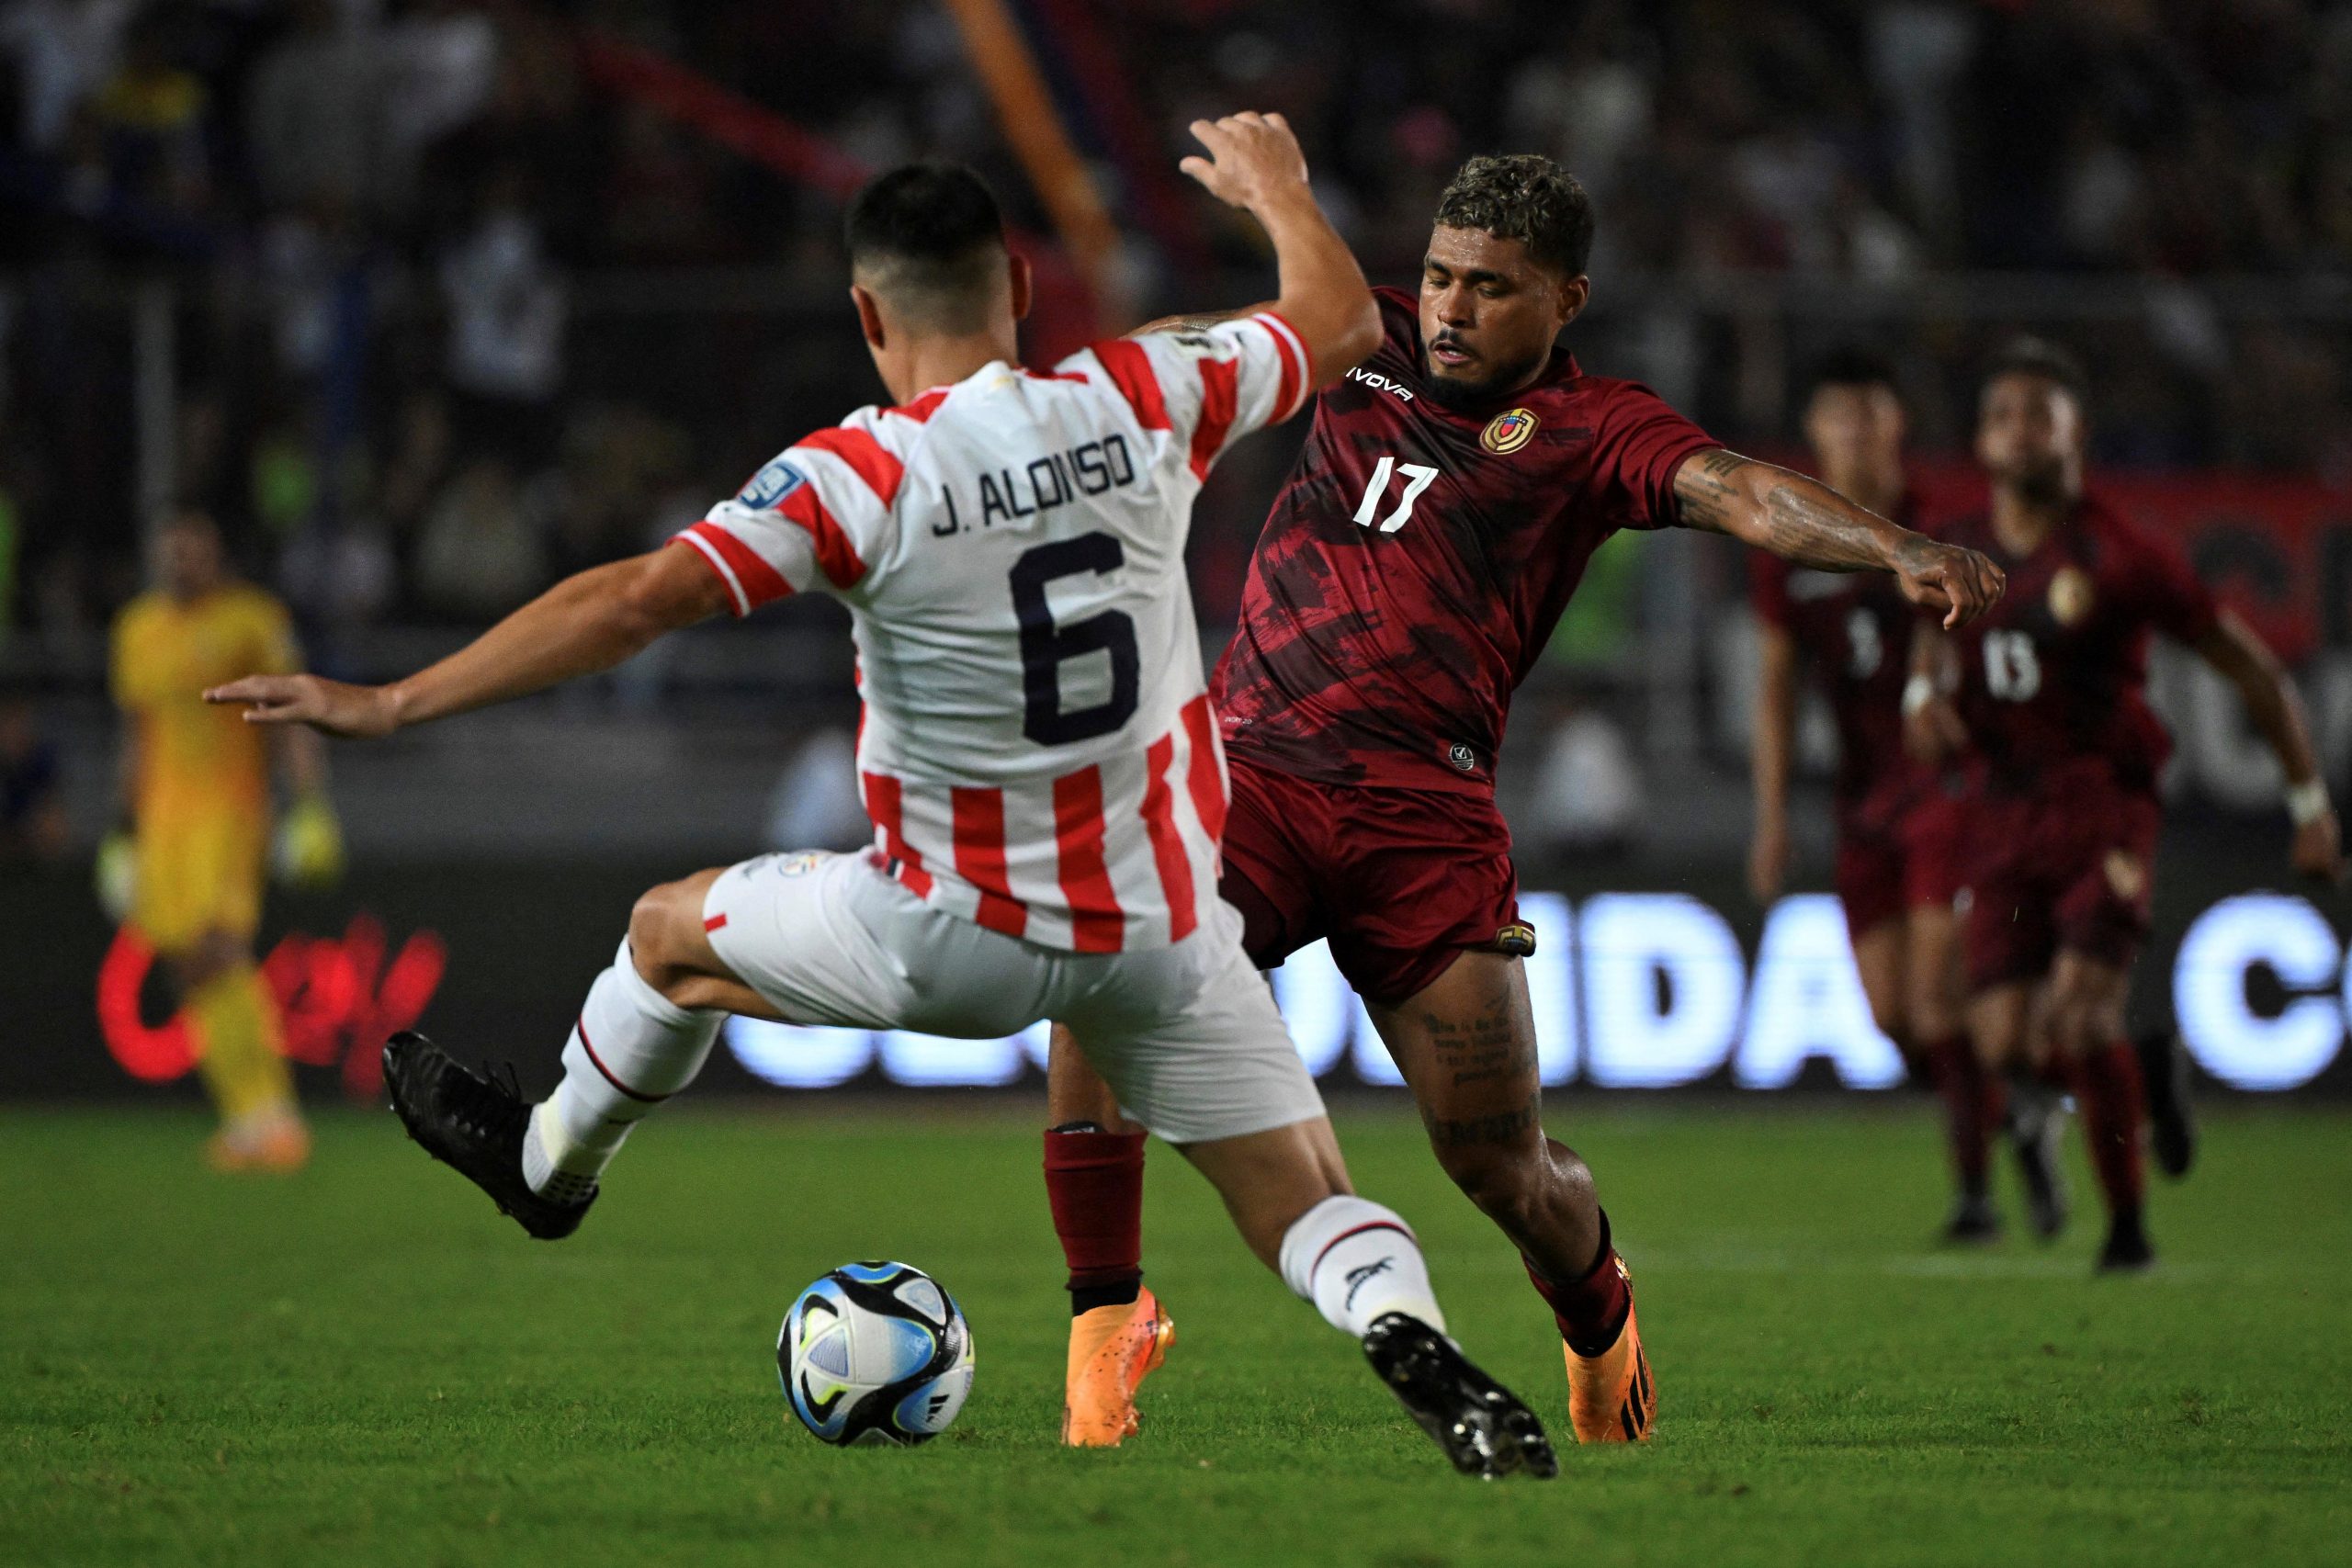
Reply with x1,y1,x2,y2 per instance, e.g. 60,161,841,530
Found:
669,413,899,615
2119,513,2222,645
1080,311,1312,481
1747,547,1793,629
1587,381,1718,533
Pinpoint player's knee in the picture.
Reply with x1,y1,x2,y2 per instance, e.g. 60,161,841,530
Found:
1909,997,1959,1045
626,882,701,997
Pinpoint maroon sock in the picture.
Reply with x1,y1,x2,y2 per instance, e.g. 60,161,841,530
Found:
1928,1036,2003,1200
1522,1212,1632,1358
1043,1125,1146,1314
2071,1042,2148,1218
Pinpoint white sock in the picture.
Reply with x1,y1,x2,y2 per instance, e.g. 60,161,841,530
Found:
522,938,721,1196
1277,1195,1447,1338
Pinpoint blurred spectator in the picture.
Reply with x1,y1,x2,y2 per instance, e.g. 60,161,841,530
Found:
247,0,382,215
438,162,566,467
379,1,500,213
0,690,69,863
0,0,2346,648
413,456,544,620
88,7,208,215
1,0,135,153
1524,697,1643,859
766,730,874,854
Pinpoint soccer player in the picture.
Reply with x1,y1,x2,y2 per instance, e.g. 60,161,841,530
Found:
107,510,341,1170
1747,349,2026,1243
210,120,1563,1478
1041,154,2006,1449
1906,339,2341,1272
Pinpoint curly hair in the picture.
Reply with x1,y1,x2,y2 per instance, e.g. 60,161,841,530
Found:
1431,154,1595,278
1983,334,2089,404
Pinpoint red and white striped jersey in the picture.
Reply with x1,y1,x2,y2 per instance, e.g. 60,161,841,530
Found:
672,312,1312,952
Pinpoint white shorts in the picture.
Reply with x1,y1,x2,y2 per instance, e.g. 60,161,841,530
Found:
700,850,1326,1145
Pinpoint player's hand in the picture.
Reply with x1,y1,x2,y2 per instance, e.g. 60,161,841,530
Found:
2291,807,2344,884
1747,817,1791,904
206,673,401,739
274,794,346,887
1179,111,1312,214
95,829,136,923
1892,536,2005,629
1905,694,1968,764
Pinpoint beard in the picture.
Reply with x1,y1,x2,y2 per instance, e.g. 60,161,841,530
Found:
1422,344,1547,410
1996,454,2071,503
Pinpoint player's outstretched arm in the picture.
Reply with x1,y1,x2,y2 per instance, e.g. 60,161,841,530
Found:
1671,449,2006,629
204,547,734,738
1173,111,1381,387
2193,610,2344,881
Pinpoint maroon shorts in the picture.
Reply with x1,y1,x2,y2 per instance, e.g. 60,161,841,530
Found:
1835,777,1971,940
1216,753,1519,1006
1962,779,2161,992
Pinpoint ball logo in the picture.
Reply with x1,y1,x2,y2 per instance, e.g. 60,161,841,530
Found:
738,456,809,510
1481,408,1538,455
2048,565,2095,626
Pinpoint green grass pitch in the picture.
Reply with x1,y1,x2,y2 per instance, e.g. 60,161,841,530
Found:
5,1100,2348,1566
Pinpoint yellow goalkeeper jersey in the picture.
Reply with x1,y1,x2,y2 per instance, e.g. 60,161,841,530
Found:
109,584,300,946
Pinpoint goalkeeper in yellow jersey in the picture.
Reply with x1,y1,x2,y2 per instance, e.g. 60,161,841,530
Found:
105,511,342,1170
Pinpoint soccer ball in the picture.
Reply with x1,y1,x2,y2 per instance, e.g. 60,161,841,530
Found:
779,1261,975,1447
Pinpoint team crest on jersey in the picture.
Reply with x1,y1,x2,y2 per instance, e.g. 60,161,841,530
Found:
738,455,809,510
1480,408,1538,455
1448,742,1479,773
2048,565,2095,626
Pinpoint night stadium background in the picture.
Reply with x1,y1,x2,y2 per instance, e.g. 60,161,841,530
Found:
3,5,2349,1565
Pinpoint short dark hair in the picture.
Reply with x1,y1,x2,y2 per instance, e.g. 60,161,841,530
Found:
1983,334,2089,405
1804,344,1901,400
843,164,1008,333
1432,154,1595,278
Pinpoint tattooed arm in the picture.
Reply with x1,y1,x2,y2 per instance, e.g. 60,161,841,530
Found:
1670,449,2006,629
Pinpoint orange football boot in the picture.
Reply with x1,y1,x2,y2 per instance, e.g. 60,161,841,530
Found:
1061,1287,1175,1447
205,1114,311,1174
1565,1285,1655,1443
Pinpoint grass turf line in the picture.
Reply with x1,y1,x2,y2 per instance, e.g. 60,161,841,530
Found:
2,1102,2347,1567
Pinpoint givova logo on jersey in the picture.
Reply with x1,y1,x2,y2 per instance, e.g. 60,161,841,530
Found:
739,456,810,510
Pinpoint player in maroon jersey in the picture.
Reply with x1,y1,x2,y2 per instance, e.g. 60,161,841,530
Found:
1747,348,2029,1245
1042,152,2006,1450
1907,339,2341,1272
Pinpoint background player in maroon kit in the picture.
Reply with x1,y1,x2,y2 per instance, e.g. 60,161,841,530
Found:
1908,339,2341,1272
1747,348,2011,1243
1045,153,2006,1448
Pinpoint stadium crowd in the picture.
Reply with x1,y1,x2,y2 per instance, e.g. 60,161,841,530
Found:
0,0,2348,649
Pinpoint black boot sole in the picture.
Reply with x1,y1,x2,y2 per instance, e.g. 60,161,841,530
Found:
383,1032,594,1242
1363,1313,1558,1480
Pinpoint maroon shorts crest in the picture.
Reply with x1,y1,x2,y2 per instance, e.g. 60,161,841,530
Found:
1215,754,1519,1006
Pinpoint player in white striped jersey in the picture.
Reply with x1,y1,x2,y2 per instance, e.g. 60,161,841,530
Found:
208,116,1560,1478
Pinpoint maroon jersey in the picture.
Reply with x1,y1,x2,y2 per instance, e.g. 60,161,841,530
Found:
1209,286,1715,794
1939,496,2222,794
1748,499,1918,813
